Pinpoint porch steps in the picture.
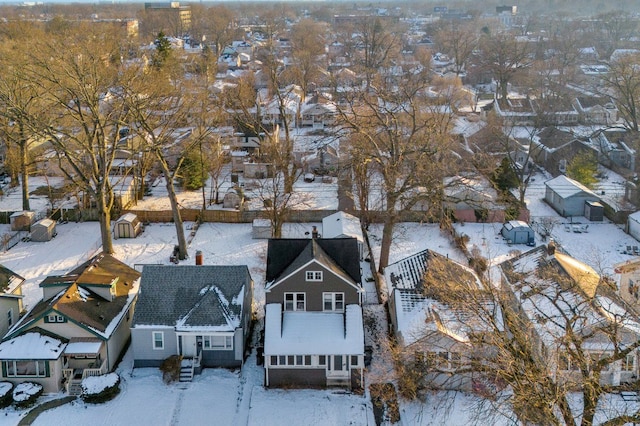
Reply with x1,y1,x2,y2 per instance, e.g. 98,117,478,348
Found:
179,363,194,383
68,380,83,396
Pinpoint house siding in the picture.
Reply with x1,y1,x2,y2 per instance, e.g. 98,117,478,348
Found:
131,327,178,367
266,263,360,311
105,304,135,371
0,298,20,338
30,317,96,340
267,368,326,387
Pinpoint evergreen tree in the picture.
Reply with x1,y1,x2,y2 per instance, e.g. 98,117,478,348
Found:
492,157,519,192
180,150,206,190
566,151,598,188
152,31,172,69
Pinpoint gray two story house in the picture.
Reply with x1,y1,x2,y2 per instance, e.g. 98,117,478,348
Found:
263,237,365,389
131,265,253,374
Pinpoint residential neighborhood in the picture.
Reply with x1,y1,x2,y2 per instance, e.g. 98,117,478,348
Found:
2,0,640,425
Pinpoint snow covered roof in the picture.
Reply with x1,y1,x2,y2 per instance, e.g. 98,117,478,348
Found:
322,211,363,243
502,220,531,231
544,175,599,199
64,339,102,355
34,218,56,229
9,254,141,340
0,265,25,295
0,332,66,360
133,265,251,331
117,213,139,224
497,245,639,346
264,303,364,355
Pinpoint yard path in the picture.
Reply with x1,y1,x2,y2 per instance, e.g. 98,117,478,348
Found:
17,396,76,426
233,352,261,426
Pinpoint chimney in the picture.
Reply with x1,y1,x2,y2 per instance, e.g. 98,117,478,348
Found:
547,240,556,256
311,226,319,239
195,250,203,265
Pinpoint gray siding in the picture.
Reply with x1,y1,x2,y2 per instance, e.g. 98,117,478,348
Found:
131,327,178,363
202,345,239,367
266,262,360,311
267,368,326,387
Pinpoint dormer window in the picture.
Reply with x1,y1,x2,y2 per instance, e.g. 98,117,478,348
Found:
45,314,66,323
306,271,323,282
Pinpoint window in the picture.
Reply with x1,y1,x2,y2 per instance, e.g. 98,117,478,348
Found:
6,309,12,327
152,332,164,350
323,293,345,312
270,355,313,367
4,360,47,377
351,355,359,367
623,354,636,372
284,293,306,311
45,314,66,323
305,271,323,282
203,335,233,350
318,355,326,366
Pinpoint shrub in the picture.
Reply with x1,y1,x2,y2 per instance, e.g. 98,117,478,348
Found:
81,373,120,404
160,355,182,383
12,382,43,409
0,382,13,408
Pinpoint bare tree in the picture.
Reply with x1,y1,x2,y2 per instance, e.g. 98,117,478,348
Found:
337,66,457,271
0,32,48,211
479,31,533,101
408,245,640,425
27,24,134,254
601,52,640,132
125,70,203,261
434,20,479,76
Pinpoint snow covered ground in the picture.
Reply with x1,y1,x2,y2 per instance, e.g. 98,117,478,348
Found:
1,168,640,424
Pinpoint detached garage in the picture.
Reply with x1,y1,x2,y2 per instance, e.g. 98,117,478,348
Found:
501,220,535,245
30,218,57,242
114,213,143,239
544,175,600,218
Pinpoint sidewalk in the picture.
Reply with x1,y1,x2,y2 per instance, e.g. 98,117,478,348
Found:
17,396,76,426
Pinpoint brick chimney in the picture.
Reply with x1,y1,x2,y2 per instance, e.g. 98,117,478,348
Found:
547,240,556,256
195,250,203,265
312,226,319,239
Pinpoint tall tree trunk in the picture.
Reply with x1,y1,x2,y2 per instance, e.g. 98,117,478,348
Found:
98,192,113,254
378,214,396,273
160,160,188,260
20,142,29,211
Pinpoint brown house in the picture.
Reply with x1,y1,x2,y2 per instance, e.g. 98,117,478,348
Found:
263,238,365,389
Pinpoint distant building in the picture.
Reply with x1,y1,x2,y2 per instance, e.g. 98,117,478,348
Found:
145,2,191,35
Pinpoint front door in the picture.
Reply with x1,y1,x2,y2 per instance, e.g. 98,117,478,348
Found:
327,355,349,378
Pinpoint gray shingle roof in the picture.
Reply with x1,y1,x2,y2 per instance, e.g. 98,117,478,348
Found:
133,265,251,330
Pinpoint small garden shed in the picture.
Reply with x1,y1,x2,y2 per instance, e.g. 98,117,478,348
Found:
500,220,535,245
30,218,57,242
584,200,604,221
223,189,242,209
113,213,143,239
10,211,35,232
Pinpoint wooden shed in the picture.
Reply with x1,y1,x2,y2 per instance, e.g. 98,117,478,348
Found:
223,189,242,209
30,218,57,242
113,213,143,239
10,211,35,232
500,220,535,245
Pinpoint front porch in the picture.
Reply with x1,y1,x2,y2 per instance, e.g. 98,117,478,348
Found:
62,338,108,396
